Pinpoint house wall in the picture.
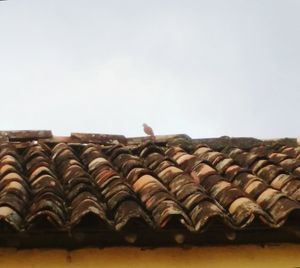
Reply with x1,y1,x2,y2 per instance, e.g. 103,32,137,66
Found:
1,244,300,268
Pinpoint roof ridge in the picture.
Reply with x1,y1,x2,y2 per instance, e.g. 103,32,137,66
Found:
0,130,299,148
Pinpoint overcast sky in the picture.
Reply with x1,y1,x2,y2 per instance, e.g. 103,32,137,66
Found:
0,0,299,139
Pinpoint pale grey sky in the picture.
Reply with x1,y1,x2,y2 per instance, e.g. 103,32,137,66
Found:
0,0,299,138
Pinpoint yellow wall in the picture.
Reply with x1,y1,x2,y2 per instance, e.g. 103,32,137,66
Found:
1,244,300,268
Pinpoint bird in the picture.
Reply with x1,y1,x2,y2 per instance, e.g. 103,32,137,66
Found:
143,123,155,141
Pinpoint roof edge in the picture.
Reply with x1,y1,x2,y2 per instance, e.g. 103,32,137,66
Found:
0,130,298,149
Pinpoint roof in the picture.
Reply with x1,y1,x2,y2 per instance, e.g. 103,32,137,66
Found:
1,130,300,248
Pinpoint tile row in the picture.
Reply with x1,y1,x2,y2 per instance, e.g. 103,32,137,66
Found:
1,140,300,232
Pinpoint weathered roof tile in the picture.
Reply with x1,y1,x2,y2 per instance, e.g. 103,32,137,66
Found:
0,132,300,245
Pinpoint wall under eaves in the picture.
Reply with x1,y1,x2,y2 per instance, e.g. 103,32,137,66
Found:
0,244,300,268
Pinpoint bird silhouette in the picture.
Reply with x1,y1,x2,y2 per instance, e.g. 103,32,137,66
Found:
143,123,155,141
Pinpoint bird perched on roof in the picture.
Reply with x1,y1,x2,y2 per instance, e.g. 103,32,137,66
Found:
143,123,155,141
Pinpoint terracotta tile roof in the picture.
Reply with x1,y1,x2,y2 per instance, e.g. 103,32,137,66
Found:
1,130,300,247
